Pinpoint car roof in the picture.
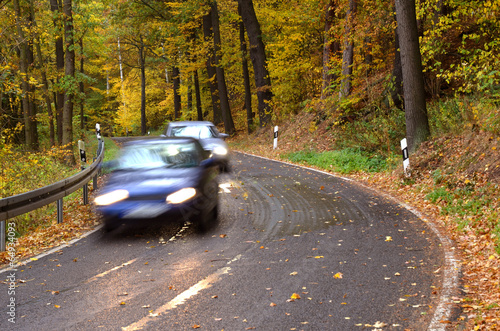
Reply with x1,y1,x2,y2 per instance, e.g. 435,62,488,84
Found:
123,136,200,147
167,121,215,127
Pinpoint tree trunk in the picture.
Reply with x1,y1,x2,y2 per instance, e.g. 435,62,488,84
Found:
80,38,85,131
238,0,272,127
210,0,235,135
395,0,430,153
62,0,75,165
391,11,403,110
340,0,356,99
238,2,253,133
194,70,203,121
172,66,181,119
203,9,222,125
32,2,55,146
13,0,37,150
50,0,65,145
321,0,340,99
139,38,147,135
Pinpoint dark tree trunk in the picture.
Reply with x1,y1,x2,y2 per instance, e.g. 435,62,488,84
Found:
172,66,181,119
13,0,37,150
395,0,430,153
238,0,272,127
80,38,85,131
391,12,403,109
210,0,235,135
32,2,55,146
321,0,340,99
238,2,253,133
62,0,75,165
194,70,203,121
203,9,222,125
340,0,356,99
50,0,65,145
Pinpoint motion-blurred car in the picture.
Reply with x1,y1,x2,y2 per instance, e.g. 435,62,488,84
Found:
94,137,220,232
161,121,230,171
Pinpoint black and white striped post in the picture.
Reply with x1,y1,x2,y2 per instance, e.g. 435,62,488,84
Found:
96,123,101,140
401,138,410,176
78,140,88,205
273,126,278,149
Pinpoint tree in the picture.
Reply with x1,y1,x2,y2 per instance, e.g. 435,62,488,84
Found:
50,0,65,146
339,0,356,99
237,0,272,127
209,0,235,135
321,0,340,99
395,0,430,153
237,1,253,132
62,0,76,164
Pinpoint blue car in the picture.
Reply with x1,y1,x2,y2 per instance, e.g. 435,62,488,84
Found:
95,138,220,232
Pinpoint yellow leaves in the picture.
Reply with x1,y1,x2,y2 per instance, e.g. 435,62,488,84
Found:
333,272,343,279
54,305,61,309
314,256,324,259
290,293,301,300
385,236,393,242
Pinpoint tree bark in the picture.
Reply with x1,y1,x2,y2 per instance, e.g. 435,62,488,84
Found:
194,70,203,121
391,12,403,109
13,0,37,150
172,66,181,119
32,4,55,146
321,0,340,99
340,0,356,99
238,1,253,132
210,0,235,135
62,0,75,165
238,0,272,127
50,0,65,145
395,0,430,153
203,9,222,125
139,38,147,135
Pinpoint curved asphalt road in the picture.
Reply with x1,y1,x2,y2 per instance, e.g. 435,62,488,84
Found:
1,151,456,330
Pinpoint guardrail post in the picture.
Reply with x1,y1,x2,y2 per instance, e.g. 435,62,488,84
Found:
83,184,88,205
0,220,5,252
57,199,63,224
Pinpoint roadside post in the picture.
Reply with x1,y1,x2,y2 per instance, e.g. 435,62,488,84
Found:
79,140,88,205
401,138,410,176
96,123,101,140
273,126,278,149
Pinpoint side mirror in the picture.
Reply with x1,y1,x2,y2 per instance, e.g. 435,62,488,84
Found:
219,133,229,140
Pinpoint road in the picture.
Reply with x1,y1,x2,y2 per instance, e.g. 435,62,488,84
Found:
2,151,448,330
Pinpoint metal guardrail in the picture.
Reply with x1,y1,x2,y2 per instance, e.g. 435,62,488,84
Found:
0,139,105,251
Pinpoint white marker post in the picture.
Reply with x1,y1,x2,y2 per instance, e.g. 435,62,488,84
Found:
273,126,278,149
96,123,101,140
401,138,410,176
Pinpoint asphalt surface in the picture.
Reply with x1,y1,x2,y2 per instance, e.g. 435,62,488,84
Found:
1,151,448,330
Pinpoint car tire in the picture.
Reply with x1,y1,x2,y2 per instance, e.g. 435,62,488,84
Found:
195,204,218,234
104,220,119,232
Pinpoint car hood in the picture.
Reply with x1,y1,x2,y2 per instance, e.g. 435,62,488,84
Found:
198,138,228,151
101,168,201,198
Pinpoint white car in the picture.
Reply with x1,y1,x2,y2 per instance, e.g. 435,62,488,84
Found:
161,121,230,171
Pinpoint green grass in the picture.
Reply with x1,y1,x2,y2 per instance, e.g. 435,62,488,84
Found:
283,148,391,174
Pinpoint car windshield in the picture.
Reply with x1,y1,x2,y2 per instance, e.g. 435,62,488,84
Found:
169,125,218,139
117,142,202,169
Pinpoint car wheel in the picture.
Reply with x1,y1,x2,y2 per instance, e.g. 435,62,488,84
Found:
195,204,219,234
104,220,119,232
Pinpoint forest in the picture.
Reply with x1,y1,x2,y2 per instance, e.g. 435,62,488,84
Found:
1,0,499,162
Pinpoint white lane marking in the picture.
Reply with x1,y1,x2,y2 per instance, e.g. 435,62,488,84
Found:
219,183,232,193
85,258,137,284
0,224,103,274
122,254,242,331
235,151,460,330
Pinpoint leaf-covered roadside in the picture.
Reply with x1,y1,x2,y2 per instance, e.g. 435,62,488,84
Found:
230,123,499,330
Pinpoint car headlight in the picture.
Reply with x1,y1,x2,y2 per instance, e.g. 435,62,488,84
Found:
213,146,228,156
94,189,129,206
166,188,196,204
